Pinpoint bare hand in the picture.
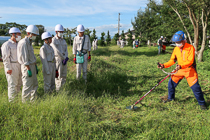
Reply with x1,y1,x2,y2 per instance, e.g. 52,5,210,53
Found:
7,70,12,75
175,64,181,71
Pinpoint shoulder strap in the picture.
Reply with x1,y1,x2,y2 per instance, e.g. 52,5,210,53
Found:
81,35,86,53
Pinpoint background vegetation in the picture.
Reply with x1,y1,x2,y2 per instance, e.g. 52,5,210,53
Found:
0,45,210,139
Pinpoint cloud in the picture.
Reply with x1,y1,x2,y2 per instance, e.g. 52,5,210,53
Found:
0,0,151,16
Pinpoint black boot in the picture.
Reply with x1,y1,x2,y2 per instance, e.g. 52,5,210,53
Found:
200,105,207,110
163,99,173,103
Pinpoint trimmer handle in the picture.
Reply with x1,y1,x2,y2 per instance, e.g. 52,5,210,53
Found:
157,62,161,67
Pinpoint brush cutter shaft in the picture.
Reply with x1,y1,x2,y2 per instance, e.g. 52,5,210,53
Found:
134,74,171,105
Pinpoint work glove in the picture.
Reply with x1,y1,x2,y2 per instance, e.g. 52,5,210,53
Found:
35,64,38,74
157,62,164,69
175,64,181,71
62,57,69,65
27,69,32,77
55,70,59,78
88,55,91,62
73,57,77,64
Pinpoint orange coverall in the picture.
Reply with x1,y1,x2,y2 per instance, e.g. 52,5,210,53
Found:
163,43,205,105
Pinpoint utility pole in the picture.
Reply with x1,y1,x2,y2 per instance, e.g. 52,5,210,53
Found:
118,13,120,34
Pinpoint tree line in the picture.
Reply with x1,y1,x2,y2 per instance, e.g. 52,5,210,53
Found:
131,0,210,62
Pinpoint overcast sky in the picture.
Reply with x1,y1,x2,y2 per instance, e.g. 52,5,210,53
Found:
0,0,161,37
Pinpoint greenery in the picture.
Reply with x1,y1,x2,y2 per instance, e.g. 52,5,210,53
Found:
0,45,210,139
127,29,133,47
113,33,120,45
100,32,106,46
106,30,111,46
121,30,125,40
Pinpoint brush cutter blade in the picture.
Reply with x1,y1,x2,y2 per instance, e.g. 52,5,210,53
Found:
126,105,139,110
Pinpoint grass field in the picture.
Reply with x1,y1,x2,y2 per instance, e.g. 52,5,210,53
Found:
0,45,210,139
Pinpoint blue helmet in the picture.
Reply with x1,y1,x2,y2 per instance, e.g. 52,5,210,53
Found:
172,30,185,42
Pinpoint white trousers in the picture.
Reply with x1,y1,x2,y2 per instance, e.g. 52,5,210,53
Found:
76,54,88,80
93,45,97,50
21,64,38,102
43,62,56,93
4,63,22,102
55,57,67,91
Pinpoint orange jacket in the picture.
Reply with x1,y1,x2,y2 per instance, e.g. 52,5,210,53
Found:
164,43,195,69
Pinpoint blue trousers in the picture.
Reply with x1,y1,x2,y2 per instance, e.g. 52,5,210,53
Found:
168,78,205,105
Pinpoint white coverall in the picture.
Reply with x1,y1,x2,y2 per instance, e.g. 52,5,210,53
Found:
17,37,38,102
132,41,135,49
50,36,68,91
40,43,56,93
1,39,22,102
117,40,120,47
92,40,97,50
95,39,98,49
73,35,91,80
120,40,125,48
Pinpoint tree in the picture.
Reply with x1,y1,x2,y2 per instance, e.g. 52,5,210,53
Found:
0,22,27,36
113,33,120,44
84,28,92,38
35,25,45,46
64,27,77,46
90,29,97,43
164,0,210,61
106,30,111,46
121,30,125,40
127,29,133,46
100,32,105,46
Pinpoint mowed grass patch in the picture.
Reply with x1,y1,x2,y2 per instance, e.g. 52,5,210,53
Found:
0,45,210,139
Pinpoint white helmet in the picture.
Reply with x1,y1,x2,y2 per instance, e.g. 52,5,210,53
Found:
77,24,85,32
55,24,64,31
41,32,52,40
26,25,39,35
9,27,21,34
161,36,163,38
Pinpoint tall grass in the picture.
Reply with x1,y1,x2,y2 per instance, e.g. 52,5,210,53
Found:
0,45,210,139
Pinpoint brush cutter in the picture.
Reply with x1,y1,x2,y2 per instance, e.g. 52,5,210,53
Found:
126,62,177,110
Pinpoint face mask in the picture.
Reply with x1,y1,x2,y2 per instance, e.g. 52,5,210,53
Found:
176,43,183,47
58,32,63,38
16,35,21,41
31,36,36,40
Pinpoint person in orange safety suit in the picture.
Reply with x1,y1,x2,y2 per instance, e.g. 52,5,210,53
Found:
157,31,206,110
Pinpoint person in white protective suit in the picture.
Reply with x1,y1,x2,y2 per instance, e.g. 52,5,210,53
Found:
120,39,125,48
95,39,98,49
1,27,22,102
50,24,68,91
40,32,56,93
73,24,91,83
132,40,135,49
17,25,39,102
92,39,97,50
117,39,120,47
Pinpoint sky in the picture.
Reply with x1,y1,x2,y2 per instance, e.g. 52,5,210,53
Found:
0,0,161,37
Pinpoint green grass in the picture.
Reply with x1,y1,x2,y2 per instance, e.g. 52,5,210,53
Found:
0,45,210,139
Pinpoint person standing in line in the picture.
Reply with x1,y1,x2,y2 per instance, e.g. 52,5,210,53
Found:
73,24,91,83
17,25,39,102
120,39,125,48
40,32,56,93
95,38,98,49
132,40,136,49
92,39,96,50
50,24,69,91
158,36,163,54
1,27,22,102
